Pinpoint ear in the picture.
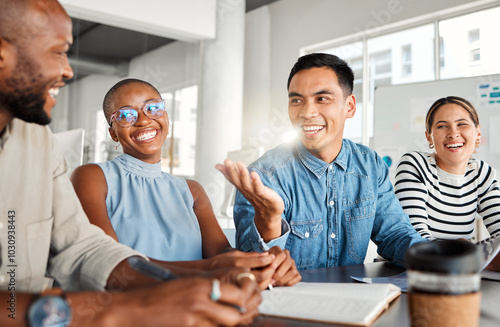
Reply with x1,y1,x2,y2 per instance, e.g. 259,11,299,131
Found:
108,127,119,143
425,131,432,145
345,94,356,118
0,37,7,68
0,36,15,69
477,125,481,138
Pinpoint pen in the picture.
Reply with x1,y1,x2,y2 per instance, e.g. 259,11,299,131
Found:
127,257,246,313
127,256,179,281
260,242,276,291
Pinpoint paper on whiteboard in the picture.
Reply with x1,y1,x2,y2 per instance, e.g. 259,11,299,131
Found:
477,83,500,106
490,116,500,154
410,97,435,133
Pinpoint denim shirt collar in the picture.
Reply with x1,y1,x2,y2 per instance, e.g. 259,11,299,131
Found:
296,140,349,178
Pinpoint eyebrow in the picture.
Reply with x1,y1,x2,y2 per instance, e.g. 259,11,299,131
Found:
288,89,333,98
435,118,469,125
118,98,159,109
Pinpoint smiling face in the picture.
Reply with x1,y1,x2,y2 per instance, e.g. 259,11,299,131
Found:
288,67,356,163
0,0,73,125
426,103,481,174
108,82,169,164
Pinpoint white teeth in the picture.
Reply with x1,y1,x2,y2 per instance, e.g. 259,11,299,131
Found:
446,143,463,148
134,130,157,141
303,126,324,132
49,88,59,98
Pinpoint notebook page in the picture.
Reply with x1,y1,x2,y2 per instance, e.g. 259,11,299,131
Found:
259,283,400,326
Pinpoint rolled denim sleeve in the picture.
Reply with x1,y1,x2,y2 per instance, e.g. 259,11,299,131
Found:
234,191,290,252
371,153,427,267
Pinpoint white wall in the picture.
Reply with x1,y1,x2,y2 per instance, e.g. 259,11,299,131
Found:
243,6,289,151
243,0,483,149
60,0,216,41
128,41,201,93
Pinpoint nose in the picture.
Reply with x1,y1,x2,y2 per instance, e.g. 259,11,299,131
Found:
298,100,319,119
448,126,459,138
134,108,153,127
63,56,74,80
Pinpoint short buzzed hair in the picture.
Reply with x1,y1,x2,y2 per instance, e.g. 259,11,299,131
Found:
0,0,29,43
0,0,63,45
102,78,161,125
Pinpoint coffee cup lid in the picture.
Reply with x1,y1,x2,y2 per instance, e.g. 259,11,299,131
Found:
405,239,481,274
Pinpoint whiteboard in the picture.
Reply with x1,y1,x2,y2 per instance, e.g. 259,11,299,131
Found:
371,74,500,181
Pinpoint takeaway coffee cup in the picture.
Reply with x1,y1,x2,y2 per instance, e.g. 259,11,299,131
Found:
405,239,482,327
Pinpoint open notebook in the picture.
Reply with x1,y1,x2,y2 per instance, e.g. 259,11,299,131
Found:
259,282,401,326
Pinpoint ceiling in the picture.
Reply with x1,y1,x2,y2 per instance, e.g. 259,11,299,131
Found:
68,0,280,82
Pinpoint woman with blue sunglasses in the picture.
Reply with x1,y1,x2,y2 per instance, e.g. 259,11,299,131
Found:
70,78,301,289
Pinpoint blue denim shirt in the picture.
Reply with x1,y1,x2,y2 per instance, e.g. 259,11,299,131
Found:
233,139,425,269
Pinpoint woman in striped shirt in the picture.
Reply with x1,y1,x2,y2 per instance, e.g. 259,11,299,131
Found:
395,96,500,240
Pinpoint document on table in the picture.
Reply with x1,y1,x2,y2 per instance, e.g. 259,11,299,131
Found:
259,282,401,326
352,231,500,289
351,272,408,292
475,232,500,270
481,269,500,281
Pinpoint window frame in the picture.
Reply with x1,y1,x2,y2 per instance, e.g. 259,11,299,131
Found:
301,2,500,146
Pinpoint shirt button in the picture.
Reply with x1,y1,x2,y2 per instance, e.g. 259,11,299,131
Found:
305,232,310,238
329,164,333,170
468,164,473,169
329,200,334,206
330,233,336,239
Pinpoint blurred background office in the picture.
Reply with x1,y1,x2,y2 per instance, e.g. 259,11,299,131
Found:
53,0,500,229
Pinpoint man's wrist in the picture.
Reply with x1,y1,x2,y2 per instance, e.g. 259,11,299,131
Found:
27,289,71,327
65,291,124,327
254,215,283,241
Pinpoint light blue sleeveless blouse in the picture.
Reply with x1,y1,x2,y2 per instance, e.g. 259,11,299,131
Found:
95,154,202,261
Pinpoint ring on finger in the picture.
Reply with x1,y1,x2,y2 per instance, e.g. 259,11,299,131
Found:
210,279,221,301
236,272,256,284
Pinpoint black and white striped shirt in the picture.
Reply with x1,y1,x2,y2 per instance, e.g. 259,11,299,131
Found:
394,151,500,240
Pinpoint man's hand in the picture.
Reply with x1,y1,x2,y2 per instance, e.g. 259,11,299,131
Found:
216,159,284,241
106,277,261,327
205,250,275,270
206,248,301,289
255,246,302,288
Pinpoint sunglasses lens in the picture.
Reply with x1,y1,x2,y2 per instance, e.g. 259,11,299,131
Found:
115,109,138,127
144,100,165,119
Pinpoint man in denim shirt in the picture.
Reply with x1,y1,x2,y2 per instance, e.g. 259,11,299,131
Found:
217,53,425,270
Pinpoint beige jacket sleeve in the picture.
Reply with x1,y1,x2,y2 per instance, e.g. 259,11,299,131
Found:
47,125,147,291
0,120,146,292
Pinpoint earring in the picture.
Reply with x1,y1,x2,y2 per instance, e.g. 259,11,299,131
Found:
476,138,481,145
112,141,120,150
429,143,434,149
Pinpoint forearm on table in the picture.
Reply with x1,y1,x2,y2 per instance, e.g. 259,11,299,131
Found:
0,292,34,327
150,258,212,274
106,258,161,290
0,291,123,327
